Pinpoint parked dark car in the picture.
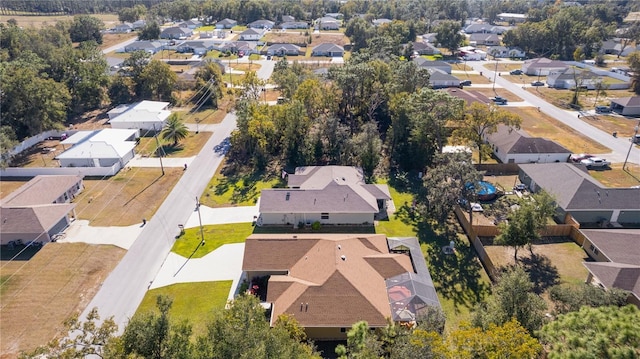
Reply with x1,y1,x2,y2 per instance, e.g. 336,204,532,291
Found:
595,105,611,113
531,81,545,86
509,69,523,75
460,80,472,86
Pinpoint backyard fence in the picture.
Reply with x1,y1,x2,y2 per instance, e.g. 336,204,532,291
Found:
474,163,520,175
0,163,121,178
454,206,499,281
4,129,79,158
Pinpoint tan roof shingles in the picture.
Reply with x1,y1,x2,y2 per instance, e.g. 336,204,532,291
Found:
1,175,82,206
243,234,414,327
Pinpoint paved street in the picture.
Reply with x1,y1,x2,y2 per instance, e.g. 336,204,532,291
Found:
467,61,640,164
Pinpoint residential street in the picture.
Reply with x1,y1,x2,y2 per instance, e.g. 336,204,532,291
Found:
467,61,640,164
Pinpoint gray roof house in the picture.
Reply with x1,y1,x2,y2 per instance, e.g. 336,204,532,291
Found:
280,21,309,30
238,28,265,41
487,46,525,59
547,68,602,90
373,18,393,26
518,163,640,226
132,19,146,29
124,41,164,54
215,18,237,29
599,39,618,54
282,15,295,23
114,22,133,33
611,97,640,116
266,43,301,56
179,19,202,29
176,40,213,55
316,17,340,30
248,19,275,29
414,58,451,74
581,229,640,307
464,23,505,34
485,125,571,164
428,69,460,89
325,13,344,19
469,33,500,46
160,26,193,40
521,57,568,76
258,166,391,226
311,43,344,57
421,33,438,43
412,41,441,55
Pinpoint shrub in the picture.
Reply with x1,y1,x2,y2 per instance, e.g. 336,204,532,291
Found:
311,221,321,230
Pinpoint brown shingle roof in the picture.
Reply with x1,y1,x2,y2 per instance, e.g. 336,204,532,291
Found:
242,233,415,327
1,175,82,206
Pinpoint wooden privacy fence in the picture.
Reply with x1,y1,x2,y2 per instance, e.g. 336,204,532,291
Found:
454,206,499,280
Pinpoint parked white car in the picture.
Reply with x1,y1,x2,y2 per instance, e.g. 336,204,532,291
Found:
580,157,610,168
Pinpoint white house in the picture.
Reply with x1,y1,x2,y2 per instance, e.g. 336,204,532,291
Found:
414,58,451,74
429,69,460,89
487,46,525,58
56,129,138,168
108,100,171,132
280,21,309,30
460,48,487,60
485,125,571,164
546,68,601,90
316,17,340,30
238,28,265,41
215,18,237,29
247,19,275,29
311,43,344,57
114,22,133,33
522,57,568,76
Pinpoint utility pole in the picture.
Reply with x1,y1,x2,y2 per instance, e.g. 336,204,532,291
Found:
623,121,640,171
196,196,205,247
153,124,165,176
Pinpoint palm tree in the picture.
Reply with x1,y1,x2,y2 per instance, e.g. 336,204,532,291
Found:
161,114,189,147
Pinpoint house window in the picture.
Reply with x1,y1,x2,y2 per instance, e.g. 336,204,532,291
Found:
321,213,329,220
340,328,346,333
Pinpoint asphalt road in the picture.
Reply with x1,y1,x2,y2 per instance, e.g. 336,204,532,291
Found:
82,113,237,332
468,61,640,164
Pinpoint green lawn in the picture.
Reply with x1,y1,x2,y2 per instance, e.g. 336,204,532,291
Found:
172,222,254,258
135,281,232,336
375,184,417,237
136,132,211,158
200,164,285,207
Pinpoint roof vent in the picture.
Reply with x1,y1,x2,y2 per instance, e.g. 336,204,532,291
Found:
341,255,346,261
338,245,341,250
285,192,290,201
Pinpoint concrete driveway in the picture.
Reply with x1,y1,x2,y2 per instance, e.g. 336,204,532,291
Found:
184,204,260,228
60,220,143,250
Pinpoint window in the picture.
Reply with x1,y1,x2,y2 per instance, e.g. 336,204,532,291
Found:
340,328,346,333
321,213,329,220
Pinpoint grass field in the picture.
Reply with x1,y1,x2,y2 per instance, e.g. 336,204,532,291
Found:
172,223,254,258
483,62,523,72
507,107,610,154
200,162,284,207
455,73,492,84
229,63,262,72
135,281,232,337
0,13,119,28
177,94,236,125
136,131,212,158
100,32,137,50
468,87,524,102
0,180,27,199
74,168,182,226
578,114,640,139
589,163,640,187
0,243,125,357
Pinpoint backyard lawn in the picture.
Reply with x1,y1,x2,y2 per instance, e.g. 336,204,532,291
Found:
199,162,285,207
74,168,182,226
0,180,28,199
136,131,211,158
135,281,232,337
0,243,125,357
172,222,254,258
589,163,640,188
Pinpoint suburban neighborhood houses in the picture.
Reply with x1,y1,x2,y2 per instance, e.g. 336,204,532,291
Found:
2,0,640,357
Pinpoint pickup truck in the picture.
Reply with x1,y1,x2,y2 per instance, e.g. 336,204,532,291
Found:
580,157,610,168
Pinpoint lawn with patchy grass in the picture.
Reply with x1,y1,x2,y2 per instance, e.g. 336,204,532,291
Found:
177,95,235,125
136,131,211,158
200,162,284,207
9,139,65,168
507,107,609,154
577,114,640,139
100,32,137,50
74,168,182,226
0,180,27,199
468,88,524,102
0,243,125,357
172,223,254,258
0,13,120,28
455,73,492,84
589,163,640,187
229,63,262,72
483,62,523,72
135,281,232,336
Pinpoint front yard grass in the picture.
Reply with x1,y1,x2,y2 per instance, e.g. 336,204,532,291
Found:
467,88,523,102
483,62,523,72
135,281,232,337
200,162,285,207
577,114,640,139
136,131,211,158
172,222,254,258
178,94,235,125
588,163,640,187
74,168,182,226
0,243,125,357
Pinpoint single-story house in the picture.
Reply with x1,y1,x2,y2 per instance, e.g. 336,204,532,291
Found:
238,28,265,41
613,43,639,57
311,43,344,57
179,19,202,29
611,97,640,116
176,40,213,55
266,43,301,57
464,23,505,34
522,57,568,76
0,175,84,245
469,33,500,46
316,17,340,30
599,39,618,54
132,19,146,29
414,58,451,74
159,26,193,40
114,22,133,33
547,68,601,89
258,166,391,226
429,69,461,89
217,41,258,55
487,46,525,59
56,129,138,168
581,229,640,307
460,49,487,61
485,125,571,164
242,234,440,340
518,163,640,226
421,33,438,43
281,15,295,23
412,41,440,55
215,18,237,29
124,41,164,54
324,12,344,20
280,21,309,30
498,13,527,23
248,19,275,29
372,18,392,26
108,100,171,131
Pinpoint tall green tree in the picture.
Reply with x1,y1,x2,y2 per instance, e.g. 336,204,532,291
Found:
161,113,189,146
194,60,225,109
472,266,547,334
138,21,161,40
69,15,104,44
549,284,629,315
452,102,521,164
336,321,383,359
434,21,463,56
539,305,640,358
351,122,382,180
627,51,640,94
139,60,177,102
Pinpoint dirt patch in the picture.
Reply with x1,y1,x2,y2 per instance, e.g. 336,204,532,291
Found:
229,63,262,72
9,139,65,168
0,242,125,357
68,108,111,130
482,62,523,72
0,180,28,200
74,168,182,226
100,32,137,50
263,31,308,44
0,14,120,29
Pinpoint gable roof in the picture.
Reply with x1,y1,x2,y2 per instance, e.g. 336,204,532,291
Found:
0,204,75,236
486,125,571,155
109,100,171,125
242,234,435,327
548,68,599,81
413,58,451,69
160,26,192,35
125,41,163,50
469,33,500,42
217,18,237,25
524,57,567,69
248,19,275,28
584,262,640,301
312,43,344,53
519,163,640,211
56,129,137,160
1,175,82,207
428,69,459,81
267,43,300,52
611,96,640,108
240,28,263,36
581,229,640,265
